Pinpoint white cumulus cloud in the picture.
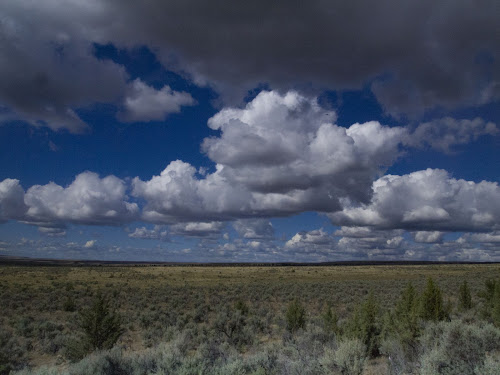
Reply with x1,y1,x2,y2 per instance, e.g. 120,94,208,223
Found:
170,221,225,238
129,225,168,240
330,168,500,232
24,171,139,229
133,90,408,222
84,240,96,248
119,79,196,122
0,179,28,222
233,219,274,239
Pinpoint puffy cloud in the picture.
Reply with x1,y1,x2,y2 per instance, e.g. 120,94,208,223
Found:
413,231,444,243
128,221,224,240
128,225,168,240
170,221,224,238
471,233,500,243
233,219,274,239
409,117,498,153
334,226,381,238
24,171,139,228
0,179,28,222
334,226,406,254
84,240,96,248
38,227,66,237
133,91,408,222
330,168,500,232
285,229,332,248
119,79,195,122
460,232,500,244
204,91,405,196
132,160,254,222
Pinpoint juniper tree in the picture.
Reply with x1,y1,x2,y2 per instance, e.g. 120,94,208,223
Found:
492,283,500,327
78,292,124,351
419,278,447,322
345,291,380,357
322,304,339,335
286,299,306,333
394,282,420,340
458,279,473,311
479,279,498,321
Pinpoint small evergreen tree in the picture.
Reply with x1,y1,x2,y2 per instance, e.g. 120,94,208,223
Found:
234,300,249,316
480,279,497,305
322,304,339,335
491,284,500,327
394,282,420,340
78,292,124,351
479,279,498,322
286,299,306,333
419,278,447,322
458,280,473,310
63,295,76,312
345,291,380,357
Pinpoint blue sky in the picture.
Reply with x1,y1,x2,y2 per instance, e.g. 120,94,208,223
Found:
0,1,499,262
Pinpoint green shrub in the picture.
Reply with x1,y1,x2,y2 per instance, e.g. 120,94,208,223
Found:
234,300,249,316
419,320,500,375
475,354,500,375
491,284,500,327
458,280,473,311
67,292,124,360
322,304,339,335
381,336,420,375
214,306,253,349
419,278,447,322
324,338,366,375
394,282,420,340
63,296,76,312
344,292,380,357
285,299,306,333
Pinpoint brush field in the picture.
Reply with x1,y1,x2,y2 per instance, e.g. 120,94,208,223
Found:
1,263,500,374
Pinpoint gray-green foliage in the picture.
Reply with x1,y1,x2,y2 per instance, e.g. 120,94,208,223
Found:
394,282,420,340
478,279,500,326
419,278,447,322
214,305,253,349
493,286,500,327
0,326,23,375
475,354,500,375
286,299,306,333
419,320,500,375
344,291,380,357
458,280,473,311
67,292,124,361
321,338,366,375
322,304,339,335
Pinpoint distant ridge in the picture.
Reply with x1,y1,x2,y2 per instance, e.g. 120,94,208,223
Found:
0,255,495,267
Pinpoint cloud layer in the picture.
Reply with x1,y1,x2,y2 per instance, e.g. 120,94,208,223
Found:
330,168,500,232
0,91,498,239
132,91,409,222
1,1,499,131
0,89,499,261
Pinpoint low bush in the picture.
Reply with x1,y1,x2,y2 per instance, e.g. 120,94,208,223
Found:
419,319,500,375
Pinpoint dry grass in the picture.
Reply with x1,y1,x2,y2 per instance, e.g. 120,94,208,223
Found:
1,263,500,371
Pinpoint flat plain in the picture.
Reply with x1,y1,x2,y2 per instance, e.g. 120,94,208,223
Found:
1,262,500,374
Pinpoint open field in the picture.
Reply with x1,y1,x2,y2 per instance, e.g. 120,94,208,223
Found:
1,262,500,374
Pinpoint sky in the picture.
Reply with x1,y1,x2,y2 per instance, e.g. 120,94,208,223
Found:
0,1,499,262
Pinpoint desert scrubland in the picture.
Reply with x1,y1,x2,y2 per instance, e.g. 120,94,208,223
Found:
1,263,500,374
